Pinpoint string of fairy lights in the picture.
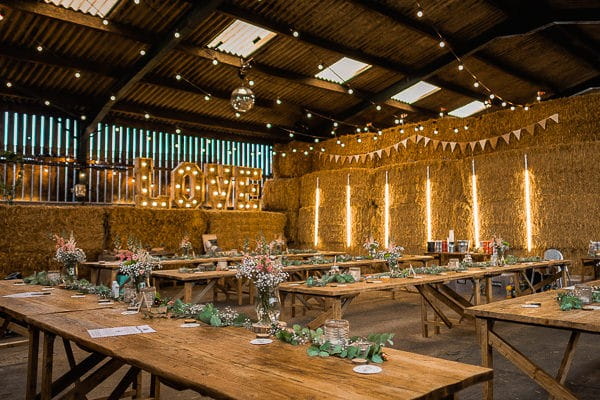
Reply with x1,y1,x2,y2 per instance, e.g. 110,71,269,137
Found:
1,0,548,157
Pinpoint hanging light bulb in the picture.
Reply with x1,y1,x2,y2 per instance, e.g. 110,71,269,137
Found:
501,102,507,107
439,41,445,48
292,30,300,38
212,58,219,65
317,63,324,70
36,45,43,52
375,105,382,111
314,138,319,143
458,64,464,71
266,123,272,128
473,81,480,88
289,133,294,138
416,6,424,18
333,122,339,127
306,112,312,118
347,87,354,94
276,98,282,105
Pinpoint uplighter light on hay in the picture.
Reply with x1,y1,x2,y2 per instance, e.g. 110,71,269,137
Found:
314,177,320,247
426,166,432,242
524,154,533,252
346,174,352,248
471,160,480,247
384,171,390,248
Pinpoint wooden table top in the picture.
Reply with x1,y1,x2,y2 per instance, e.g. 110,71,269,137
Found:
278,260,571,297
150,259,394,282
26,306,492,399
82,251,347,269
466,280,600,334
0,280,115,321
581,256,600,262
425,251,490,258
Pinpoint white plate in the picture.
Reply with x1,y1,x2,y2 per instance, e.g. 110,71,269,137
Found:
582,305,600,311
250,338,273,345
180,323,200,328
353,365,382,374
121,311,138,315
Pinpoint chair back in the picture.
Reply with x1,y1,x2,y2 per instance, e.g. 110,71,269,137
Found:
543,249,564,260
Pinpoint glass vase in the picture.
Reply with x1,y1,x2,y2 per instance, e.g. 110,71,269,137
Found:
62,262,77,282
255,288,281,327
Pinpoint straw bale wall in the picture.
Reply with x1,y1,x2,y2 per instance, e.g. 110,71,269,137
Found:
265,94,600,276
0,206,285,276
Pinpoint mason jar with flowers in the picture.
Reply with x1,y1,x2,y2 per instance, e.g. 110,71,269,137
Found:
53,233,86,281
118,249,161,292
363,237,380,259
236,255,288,327
381,244,405,274
179,235,193,258
491,236,510,266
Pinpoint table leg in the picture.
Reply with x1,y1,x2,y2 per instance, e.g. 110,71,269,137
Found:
477,318,493,400
184,282,193,303
420,297,429,338
132,370,142,399
473,279,481,305
26,327,40,400
41,331,55,400
485,277,493,303
89,268,98,285
237,278,243,306
330,298,342,319
513,273,521,295
110,269,117,284
561,266,568,287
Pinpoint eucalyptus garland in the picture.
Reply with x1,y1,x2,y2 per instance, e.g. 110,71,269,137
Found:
306,273,355,287
275,324,394,363
165,299,251,327
24,272,112,298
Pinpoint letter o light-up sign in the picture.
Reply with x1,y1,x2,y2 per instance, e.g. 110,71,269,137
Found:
171,162,204,209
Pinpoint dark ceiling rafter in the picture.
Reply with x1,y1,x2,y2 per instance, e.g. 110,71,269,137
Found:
217,3,486,102
82,0,225,137
0,86,277,144
349,0,560,93
550,76,600,99
0,0,431,119
0,43,336,137
486,1,600,69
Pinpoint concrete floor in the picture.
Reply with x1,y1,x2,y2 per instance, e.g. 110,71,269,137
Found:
1,281,599,399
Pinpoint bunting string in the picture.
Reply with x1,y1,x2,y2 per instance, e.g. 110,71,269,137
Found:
319,113,559,164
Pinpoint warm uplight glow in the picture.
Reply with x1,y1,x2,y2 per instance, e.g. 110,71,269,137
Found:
426,166,432,242
384,171,390,248
524,154,533,252
471,160,480,247
346,174,352,248
314,178,320,247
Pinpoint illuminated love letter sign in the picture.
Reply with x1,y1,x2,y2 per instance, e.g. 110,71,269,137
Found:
134,158,170,208
235,167,262,210
171,162,204,209
204,164,234,209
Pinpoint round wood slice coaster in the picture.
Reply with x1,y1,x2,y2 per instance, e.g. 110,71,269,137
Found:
352,358,368,364
256,333,270,339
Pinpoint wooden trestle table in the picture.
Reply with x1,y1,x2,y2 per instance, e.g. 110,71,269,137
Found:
81,251,346,286
0,281,493,400
466,280,600,400
151,256,433,304
278,260,571,332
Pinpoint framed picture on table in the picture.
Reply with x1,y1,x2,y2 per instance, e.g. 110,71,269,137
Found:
202,234,220,254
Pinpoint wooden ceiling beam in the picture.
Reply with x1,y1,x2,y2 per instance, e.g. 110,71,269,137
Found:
549,76,600,99
2,0,429,116
82,0,225,136
0,0,155,43
349,0,558,92
112,102,277,141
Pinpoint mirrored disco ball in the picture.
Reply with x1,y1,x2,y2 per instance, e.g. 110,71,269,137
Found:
230,86,255,112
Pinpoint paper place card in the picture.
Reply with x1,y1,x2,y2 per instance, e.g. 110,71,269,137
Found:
41,287,54,291
180,323,200,328
88,325,156,338
71,295,86,298
3,291,49,298
521,304,540,308
121,310,138,315
12,282,26,286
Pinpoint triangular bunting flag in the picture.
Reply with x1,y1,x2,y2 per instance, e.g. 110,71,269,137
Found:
479,139,487,150
401,139,408,148
502,133,511,144
431,140,439,150
489,137,499,149
423,137,431,147
393,143,400,151
469,141,477,152
376,149,383,159
415,135,423,144
442,141,448,151
335,155,340,163
384,147,392,156
538,118,547,129
525,124,535,135
450,142,457,152
328,155,334,162
359,154,367,163
353,155,360,163
513,130,521,140
459,142,468,153
549,113,559,123
408,135,417,143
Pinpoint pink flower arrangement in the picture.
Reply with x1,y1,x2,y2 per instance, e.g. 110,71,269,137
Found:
236,254,288,292
53,232,86,266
